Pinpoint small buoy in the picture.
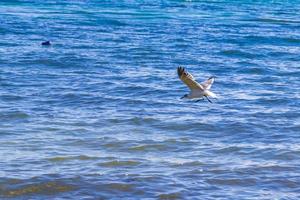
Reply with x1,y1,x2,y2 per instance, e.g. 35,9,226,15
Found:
41,41,51,46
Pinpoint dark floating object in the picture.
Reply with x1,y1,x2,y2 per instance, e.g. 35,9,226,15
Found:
41,41,51,46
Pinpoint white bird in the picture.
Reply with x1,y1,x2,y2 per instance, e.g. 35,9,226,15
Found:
177,66,217,103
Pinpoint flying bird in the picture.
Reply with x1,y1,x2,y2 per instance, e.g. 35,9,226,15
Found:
177,66,217,103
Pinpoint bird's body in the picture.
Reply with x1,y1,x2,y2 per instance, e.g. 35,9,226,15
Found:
185,90,215,99
177,66,217,103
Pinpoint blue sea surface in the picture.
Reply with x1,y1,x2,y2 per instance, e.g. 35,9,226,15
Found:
1,0,300,199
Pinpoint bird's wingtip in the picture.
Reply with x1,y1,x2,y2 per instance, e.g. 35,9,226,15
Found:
177,66,185,77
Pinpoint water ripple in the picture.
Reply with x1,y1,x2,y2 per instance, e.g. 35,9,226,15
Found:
0,0,300,199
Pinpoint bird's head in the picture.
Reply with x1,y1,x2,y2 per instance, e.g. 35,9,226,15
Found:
180,94,188,99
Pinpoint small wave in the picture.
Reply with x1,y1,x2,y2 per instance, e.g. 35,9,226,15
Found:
0,181,75,197
129,144,169,151
213,146,243,154
1,94,24,101
234,93,261,100
206,178,257,186
235,66,271,75
104,183,134,192
0,111,30,121
107,117,160,126
169,161,203,167
98,160,142,167
244,36,300,46
246,17,300,24
158,192,182,200
48,155,98,162
220,49,262,59
254,165,297,172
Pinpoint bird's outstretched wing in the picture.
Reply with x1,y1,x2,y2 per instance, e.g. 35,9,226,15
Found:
201,76,215,90
177,67,204,91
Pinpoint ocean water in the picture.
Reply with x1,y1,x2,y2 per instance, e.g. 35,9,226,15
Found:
1,0,300,199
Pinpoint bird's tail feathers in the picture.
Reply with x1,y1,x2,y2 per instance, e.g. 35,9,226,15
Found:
205,90,217,98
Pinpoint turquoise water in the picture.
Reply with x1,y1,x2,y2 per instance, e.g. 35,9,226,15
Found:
1,0,300,199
